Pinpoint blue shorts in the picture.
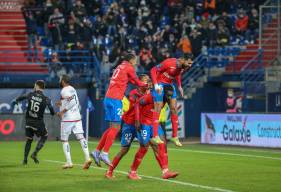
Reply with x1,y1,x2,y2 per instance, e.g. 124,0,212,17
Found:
120,123,137,147
137,124,164,145
104,97,123,122
152,83,177,102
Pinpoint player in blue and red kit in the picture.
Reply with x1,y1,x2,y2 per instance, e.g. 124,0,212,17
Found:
104,74,149,179
150,53,193,146
128,85,179,180
91,53,147,166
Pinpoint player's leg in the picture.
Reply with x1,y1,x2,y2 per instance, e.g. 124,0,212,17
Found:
92,98,122,166
23,127,34,165
73,121,92,170
30,126,48,164
106,124,136,178
61,122,73,169
151,87,164,144
128,125,150,180
169,91,182,147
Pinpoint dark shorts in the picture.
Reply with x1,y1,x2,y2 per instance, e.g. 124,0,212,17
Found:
25,119,48,138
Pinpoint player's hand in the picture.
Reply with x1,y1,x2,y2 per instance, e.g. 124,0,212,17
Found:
55,100,62,107
135,121,141,132
179,86,184,97
57,111,64,119
154,84,162,94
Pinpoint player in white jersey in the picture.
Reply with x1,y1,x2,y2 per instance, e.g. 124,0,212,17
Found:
56,75,92,169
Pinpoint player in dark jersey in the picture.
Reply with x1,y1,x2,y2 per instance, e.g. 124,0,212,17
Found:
13,80,55,165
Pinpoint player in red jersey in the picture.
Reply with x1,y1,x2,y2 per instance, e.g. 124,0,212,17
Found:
128,85,179,180
91,53,147,166
105,74,149,179
150,53,193,146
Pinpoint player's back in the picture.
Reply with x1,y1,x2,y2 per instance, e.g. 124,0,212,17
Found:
157,58,182,84
60,85,81,121
105,61,135,100
26,91,50,121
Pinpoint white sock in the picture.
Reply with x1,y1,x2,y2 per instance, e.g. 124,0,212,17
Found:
63,142,72,164
80,138,90,161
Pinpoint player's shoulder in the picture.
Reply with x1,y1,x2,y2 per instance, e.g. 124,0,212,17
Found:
162,58,177,64
129,89,138,95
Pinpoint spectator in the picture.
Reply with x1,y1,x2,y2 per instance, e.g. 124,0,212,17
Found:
177,35,192,54
246,8,259,44
23,9,39,62
205,0,216,15
139,46,154,71
217,24,230,46
190,29,203,57
71,0,86,21
235,9,249,43
207,22,217,47
48,8,65,50
65,18,78,44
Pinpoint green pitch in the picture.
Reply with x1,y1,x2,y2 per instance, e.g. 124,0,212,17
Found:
1,141,281,192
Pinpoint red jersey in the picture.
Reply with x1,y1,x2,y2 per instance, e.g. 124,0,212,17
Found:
135,92,154,125
105,61,146,100
150,58,184,87
122,89,143,125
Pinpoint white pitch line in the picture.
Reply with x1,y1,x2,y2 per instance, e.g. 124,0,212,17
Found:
45,159,235,192
88,142,281,161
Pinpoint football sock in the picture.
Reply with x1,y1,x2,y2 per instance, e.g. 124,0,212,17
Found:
153,111,160,137
171,113,179,138
153,149,163,169
109,155,121,172
158,143,168,170
33,135,47,155
24,139,33,161
103,127,119,153
79,138,90,161
63,142,72,164
130,147,148,171
96,128,111,151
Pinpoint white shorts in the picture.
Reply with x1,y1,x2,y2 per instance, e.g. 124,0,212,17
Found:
61,120,84,141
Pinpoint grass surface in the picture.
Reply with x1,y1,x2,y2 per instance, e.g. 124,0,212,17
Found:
1,141,281,192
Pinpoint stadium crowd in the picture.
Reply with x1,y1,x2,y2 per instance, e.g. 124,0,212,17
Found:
22,0,265,77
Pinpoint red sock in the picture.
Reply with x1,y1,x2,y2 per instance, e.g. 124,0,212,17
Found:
109,155,121,172
158,143,168,169
130,147,148,171
154,151,163,169
171,113,179,138
96,128,110,151
103,127,119,153
153,111,160,137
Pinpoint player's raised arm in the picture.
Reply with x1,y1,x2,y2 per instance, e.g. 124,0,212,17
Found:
14,93,31,103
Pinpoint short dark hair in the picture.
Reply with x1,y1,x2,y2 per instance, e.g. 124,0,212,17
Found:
139,73,149,80
182,53,193,60
123,52,136,62
35,80,45,89
61,75,70,84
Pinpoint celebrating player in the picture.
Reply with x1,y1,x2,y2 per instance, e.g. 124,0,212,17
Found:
128,85,179,180
13,80,55,165
91,53,147,167
56,75,92,169
150,53,193,146
105,74,149,178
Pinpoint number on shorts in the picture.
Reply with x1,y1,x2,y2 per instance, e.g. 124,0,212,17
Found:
117,108,122,116
141,130,148,138
125,133,132,141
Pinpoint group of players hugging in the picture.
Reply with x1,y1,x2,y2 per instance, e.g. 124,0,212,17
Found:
13,52,193,180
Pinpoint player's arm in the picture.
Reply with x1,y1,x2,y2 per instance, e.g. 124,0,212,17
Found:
46,98,55,116
175,73,184,97
128,68,147,87
57,90,77,118
12,93,30,105
150,62,168,90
